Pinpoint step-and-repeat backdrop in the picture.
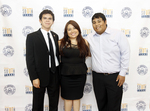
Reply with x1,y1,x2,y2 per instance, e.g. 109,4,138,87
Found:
0,0,150,111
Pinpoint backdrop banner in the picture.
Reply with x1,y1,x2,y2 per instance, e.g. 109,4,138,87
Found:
0,0,150,111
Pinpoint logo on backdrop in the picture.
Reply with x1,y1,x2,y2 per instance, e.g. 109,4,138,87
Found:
82,6,93,18
3,46,14,57
84,83,92,94
4,84,16,95
44,105,49,111
121,7,132,19
139,48,148,56
24,68,29,76
5,107,15,111
42,6,54,12
140,27,149,38
123,83,128,92
121,29,131,37
0,5,12,17
141,9,150,18
22,7,33,17
87,67,92,75
63,8,74,17
137,65,148,75
82,28,92,37
121,103,128,111
137,84,146,92
25,85,33,94
22,26,34,37
82,104,92,111
25,104,32,111
4,67,15,77
136,101,146,111
3,27,12,37
103,8,113,18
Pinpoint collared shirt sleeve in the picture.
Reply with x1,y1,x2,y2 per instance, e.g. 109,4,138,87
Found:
118,31,130,76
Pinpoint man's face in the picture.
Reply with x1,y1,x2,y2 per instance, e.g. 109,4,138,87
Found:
39,14,54,31
92,17,107,35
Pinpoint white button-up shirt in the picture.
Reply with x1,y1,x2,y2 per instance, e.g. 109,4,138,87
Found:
85,27,130,76
40,28,59,67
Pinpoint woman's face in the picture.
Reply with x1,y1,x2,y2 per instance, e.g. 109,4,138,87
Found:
67,24,79,39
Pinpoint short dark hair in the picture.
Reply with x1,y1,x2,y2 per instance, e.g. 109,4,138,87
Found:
92,13,106,22
39,10,55,21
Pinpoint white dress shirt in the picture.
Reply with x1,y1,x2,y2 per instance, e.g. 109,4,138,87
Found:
85,27,130,76
40,28,59,67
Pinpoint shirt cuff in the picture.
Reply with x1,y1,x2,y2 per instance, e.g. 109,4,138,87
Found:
119,69,128,76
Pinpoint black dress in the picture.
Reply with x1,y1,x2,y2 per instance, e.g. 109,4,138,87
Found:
60,44,87,100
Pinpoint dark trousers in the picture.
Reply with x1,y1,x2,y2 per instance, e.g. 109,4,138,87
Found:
92,71,123,111
32,68,59,111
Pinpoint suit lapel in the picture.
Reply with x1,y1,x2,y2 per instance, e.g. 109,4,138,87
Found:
36,29,48,50
51,31,59,58
51,31,57,45
36,29,59,58
51,31,58,50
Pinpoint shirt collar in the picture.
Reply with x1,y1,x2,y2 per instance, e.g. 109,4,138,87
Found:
93,27,111,37
40,28,51,34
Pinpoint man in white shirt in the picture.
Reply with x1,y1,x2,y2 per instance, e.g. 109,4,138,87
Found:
85,13,130,111
26,10,60,111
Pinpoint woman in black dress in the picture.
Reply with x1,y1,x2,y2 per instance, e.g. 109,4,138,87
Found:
58,20,90,111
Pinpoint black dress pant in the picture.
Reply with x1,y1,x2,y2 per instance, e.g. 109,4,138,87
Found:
92,71,123,111
32,68,59,111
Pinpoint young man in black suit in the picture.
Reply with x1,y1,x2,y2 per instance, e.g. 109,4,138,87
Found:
26,10,60,111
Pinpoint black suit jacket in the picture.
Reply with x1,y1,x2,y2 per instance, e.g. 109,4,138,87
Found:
26,29,60,86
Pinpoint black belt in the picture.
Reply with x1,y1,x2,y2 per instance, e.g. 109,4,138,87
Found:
93,71,119,76
100,73,110,76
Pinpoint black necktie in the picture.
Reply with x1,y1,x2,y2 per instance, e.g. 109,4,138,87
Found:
47,32,56,73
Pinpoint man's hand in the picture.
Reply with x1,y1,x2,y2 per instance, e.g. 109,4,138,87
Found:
116,75,125,87
33,78,40,88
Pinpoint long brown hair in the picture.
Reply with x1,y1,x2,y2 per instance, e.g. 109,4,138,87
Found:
60,20,89,58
